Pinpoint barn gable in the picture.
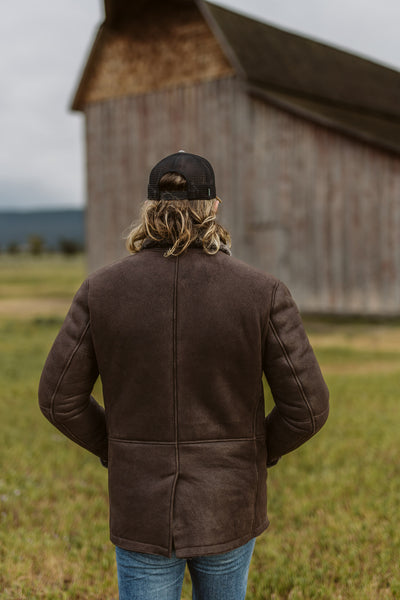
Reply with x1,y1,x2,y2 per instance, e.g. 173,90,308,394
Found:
72,0,234,109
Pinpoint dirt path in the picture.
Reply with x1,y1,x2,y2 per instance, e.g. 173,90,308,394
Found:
0,298,70,318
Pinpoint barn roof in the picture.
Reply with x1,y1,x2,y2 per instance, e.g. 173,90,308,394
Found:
72,0,400,154
201,2,400,154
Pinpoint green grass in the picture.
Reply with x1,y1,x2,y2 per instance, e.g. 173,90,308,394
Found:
1,255,399,599
0,254,86,300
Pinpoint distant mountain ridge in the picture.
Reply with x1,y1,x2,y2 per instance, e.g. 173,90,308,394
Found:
0,209,84,250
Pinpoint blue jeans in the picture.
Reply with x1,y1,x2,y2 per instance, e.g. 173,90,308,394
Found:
115,538,256,600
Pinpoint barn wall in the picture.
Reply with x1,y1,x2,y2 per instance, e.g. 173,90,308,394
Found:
84,78,400,315
85,76,250,269
243,96,400,315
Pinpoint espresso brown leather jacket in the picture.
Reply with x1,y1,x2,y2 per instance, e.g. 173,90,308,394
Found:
39,243,329,558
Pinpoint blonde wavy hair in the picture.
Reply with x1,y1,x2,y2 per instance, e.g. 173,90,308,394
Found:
126,173,231,257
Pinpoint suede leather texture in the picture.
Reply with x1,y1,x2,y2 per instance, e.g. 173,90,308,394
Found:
39,246,329,558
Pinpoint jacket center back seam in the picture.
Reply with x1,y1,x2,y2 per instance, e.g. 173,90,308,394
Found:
168,256,180,555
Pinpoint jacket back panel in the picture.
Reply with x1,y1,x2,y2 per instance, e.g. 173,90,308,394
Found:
88,248,273,555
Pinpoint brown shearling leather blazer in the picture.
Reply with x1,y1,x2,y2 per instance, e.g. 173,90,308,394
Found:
39,244,329,557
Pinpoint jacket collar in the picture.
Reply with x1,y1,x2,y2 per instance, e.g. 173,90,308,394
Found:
141,238,232,256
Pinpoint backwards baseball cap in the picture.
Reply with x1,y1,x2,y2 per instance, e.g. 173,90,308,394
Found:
148,151,216,201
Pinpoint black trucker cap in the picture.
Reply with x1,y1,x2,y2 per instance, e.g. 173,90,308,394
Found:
148,151,216,201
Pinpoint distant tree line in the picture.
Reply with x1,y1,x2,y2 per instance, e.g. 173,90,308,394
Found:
1,235,84,256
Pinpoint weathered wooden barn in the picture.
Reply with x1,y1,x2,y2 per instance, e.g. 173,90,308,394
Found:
72,0,400,315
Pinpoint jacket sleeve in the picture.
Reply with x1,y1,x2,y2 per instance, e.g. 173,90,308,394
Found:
263,281,329,466
38,279,108,464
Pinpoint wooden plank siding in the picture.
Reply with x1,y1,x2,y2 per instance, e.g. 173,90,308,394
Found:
84,77,400,315
84,76,246,269
243,96,400,314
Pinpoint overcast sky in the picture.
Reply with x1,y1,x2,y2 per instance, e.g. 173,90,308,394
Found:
1,0,400,211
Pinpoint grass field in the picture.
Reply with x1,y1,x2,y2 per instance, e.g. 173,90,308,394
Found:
0,254,399,599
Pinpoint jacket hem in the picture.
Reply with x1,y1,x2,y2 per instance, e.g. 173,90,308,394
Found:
110,520,269,558
174,521,270,558
111,534,171,557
